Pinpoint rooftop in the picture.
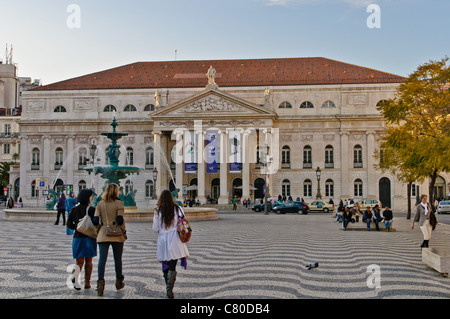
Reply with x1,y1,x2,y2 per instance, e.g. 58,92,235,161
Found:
32,57,406,91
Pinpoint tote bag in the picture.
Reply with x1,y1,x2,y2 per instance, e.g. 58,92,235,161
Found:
77,208,97,239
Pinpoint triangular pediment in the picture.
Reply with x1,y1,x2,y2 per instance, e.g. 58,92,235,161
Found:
152,88,275,119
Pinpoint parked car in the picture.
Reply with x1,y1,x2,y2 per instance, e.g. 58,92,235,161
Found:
308,200,334,213
348,199,382,210
252,200,282,212
437,201,450,214
272,201,309,214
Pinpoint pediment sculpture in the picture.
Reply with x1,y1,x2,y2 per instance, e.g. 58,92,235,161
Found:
183,96,242,113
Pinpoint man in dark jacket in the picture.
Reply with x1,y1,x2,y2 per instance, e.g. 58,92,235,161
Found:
372,205,382,231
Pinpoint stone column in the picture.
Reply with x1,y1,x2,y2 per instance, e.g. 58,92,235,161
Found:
340,131,350,199
66,136,75,187
19,136,28,200
242,131,250,199
366,131,376,199
197,131,206,204
43,136,51,179
175,131,184,191
218,130,229,204
153,132,162,198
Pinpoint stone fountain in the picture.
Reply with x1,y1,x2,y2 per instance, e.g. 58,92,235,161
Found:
3,118,218,222
84,117,142,207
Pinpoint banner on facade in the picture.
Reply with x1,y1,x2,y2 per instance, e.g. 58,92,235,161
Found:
229,130,241,173
184,131,196,173
206,130,218,173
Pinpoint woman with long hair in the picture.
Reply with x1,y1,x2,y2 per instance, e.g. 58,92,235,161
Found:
152,189,189,299
66,189,96,289
412,194,439,249
93,183,127,297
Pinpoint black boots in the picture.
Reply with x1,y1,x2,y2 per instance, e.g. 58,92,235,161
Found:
97,279,105,297
116,275,125,290
420,240,429,249
164,270,177,299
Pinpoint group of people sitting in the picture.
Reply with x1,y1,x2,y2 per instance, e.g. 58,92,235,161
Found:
336,204,394,231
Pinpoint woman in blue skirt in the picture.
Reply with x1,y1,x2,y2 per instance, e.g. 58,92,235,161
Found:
67,189,97,289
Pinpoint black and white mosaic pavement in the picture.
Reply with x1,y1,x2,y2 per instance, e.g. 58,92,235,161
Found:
0,211,449,299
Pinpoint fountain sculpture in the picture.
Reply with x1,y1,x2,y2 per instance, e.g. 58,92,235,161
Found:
84,117,142,207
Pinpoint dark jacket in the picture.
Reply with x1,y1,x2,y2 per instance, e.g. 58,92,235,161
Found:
383,209,393,220
67,204,96,238
343,209,353,221
57,197,66,211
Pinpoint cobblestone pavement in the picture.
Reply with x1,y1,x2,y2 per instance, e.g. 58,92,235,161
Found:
0,210,449,299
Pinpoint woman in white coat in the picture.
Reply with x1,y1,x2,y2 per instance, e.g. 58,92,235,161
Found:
152,190,189,299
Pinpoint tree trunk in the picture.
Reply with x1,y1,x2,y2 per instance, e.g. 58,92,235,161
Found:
428,169,438,212
407,182,412,219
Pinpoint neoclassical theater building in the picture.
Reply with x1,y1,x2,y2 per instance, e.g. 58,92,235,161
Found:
12,57,449,210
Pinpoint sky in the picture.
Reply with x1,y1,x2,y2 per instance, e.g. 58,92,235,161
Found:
1,0,449,85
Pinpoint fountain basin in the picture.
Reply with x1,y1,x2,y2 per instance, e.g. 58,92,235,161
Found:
3,207,218,223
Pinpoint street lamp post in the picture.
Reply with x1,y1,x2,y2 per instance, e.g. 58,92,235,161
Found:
316,167,322,199
152,167,158,200
89,142,97,189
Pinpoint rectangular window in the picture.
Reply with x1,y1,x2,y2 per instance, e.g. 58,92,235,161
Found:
3,144,10,154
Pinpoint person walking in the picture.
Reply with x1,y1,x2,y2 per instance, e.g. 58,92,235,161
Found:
412,194,438,249
65,192,77,236
152,190,189,299
54,193,66,225
382,206,393,231
66,189,96,290
93,183,127,297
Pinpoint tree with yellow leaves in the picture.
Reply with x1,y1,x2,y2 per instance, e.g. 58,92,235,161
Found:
377,57,450,217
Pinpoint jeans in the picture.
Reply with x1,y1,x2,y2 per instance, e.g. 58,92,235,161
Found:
98,242,124,280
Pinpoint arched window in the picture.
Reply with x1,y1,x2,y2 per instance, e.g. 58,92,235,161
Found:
325,179,334,197
322,101,336,108
78,147,88,167
304,179,312,197
282,179,291,197
78,180,87,192
124,104,137,112
145,180,154,198
145,147,154,169
281,145,290,168
125,180,133,195
300,101,314,109
54,105,67,112
303,145,312,168
354,179,363,197
105,147,110,165
279,101,292,109
31,148,40,170
104,105,117,112
144,104,155,112
55,147,64,169
325,145,334,168
353,145,363,168
126,147,134,165
376,100,388,108
31,180,39,198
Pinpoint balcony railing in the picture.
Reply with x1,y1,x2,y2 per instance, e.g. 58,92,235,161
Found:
281,162,291,169
31,164,40,170
353,162,363,168
325,162,334,169
303,162,312,169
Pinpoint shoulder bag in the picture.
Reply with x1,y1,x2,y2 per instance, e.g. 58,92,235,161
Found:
77,207,97,239
176,207,192,243
104,208,123,237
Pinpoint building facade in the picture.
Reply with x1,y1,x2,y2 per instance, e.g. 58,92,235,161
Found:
13,57,449,209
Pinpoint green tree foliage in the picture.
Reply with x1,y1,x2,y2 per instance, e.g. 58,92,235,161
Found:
377,57,450,215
